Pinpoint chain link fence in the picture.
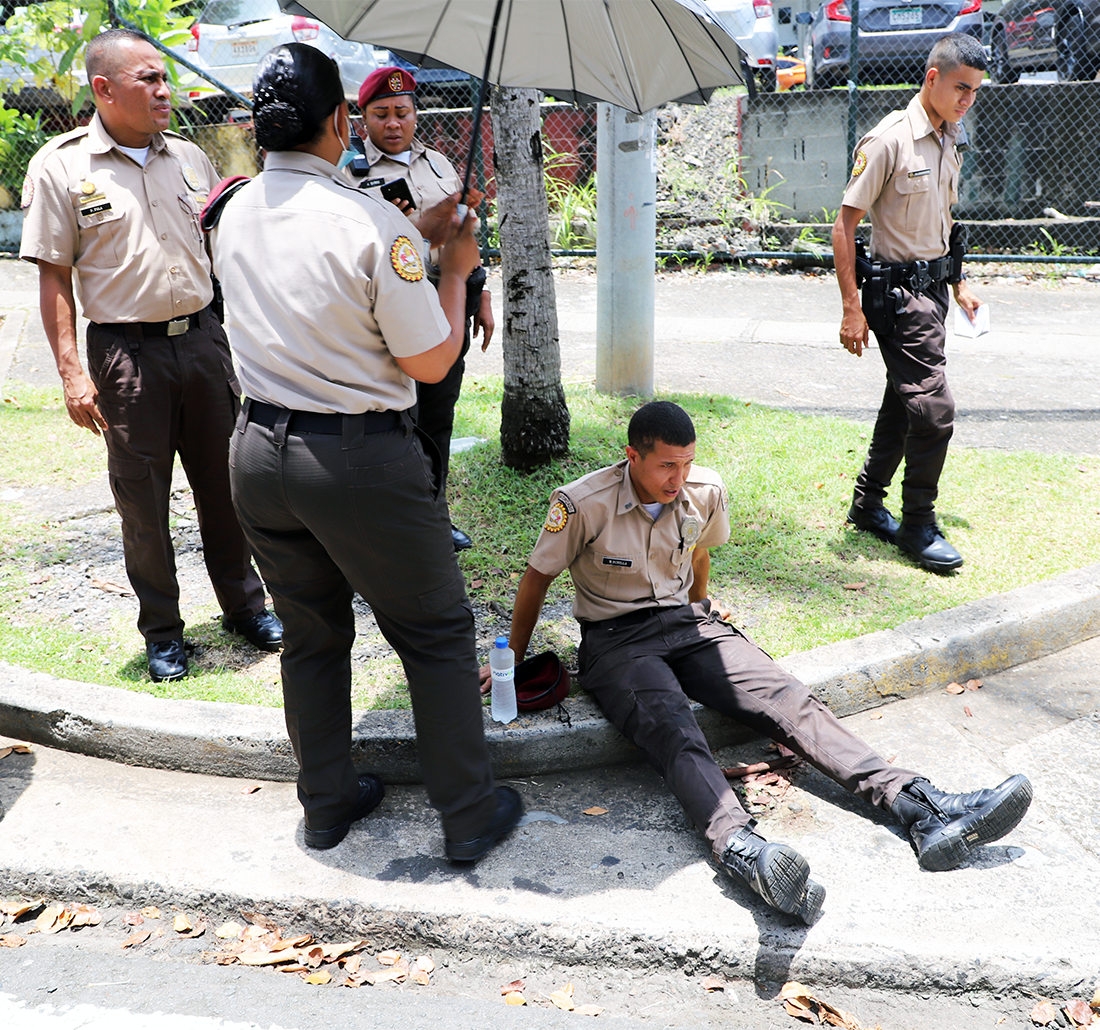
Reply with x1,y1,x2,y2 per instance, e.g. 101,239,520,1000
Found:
1,0,1095,264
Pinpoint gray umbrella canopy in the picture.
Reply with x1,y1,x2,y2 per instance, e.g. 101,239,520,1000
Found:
278,0,744,113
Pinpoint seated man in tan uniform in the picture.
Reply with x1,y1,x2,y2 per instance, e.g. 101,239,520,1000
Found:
483,401,1032,922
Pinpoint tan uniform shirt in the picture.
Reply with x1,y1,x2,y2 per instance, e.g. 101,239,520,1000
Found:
19,112,215,324
529,460,731,623
841,94,963,265
212,151,450,414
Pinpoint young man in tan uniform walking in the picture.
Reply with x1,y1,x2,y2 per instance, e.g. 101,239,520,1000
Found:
832,34,985,572
484,401,1032,922
20,29,280,681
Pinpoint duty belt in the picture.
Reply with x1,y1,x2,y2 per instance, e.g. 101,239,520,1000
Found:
872,256,953,294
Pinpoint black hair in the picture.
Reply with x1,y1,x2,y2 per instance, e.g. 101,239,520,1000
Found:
85,28,152,82
927,33,987,75
253,43,344,151
628,401,696,456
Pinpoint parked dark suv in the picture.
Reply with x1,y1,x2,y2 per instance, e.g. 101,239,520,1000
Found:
809,0,983,87
989,0,1100,82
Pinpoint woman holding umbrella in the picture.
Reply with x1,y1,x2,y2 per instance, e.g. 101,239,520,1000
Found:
210,43,521,861
355,66,494,552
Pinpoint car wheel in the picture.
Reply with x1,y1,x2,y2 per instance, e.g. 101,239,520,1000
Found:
1056,8,1096,81
991,29,1019,84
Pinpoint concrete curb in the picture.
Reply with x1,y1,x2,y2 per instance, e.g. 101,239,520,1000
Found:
3,564,1099,782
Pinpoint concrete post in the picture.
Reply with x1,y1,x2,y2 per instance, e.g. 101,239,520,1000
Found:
596,103,657,397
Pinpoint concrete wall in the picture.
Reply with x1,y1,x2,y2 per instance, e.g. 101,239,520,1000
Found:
739,82,1100,243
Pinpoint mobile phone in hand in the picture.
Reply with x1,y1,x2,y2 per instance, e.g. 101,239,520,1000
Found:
380,178,416,210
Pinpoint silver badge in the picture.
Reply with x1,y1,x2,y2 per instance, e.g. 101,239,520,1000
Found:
680,516,700,550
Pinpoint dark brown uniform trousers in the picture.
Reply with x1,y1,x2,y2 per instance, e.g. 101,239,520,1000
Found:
86,309,265,642
411,326,469,492
580,602,919,856
227,408,497,838
852,279,954,525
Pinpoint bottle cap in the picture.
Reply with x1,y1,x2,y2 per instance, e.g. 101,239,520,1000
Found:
494,636,509,648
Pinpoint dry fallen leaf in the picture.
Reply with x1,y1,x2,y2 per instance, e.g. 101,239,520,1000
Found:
549,990,575,1011
0,744,33,761
1091,986,1100,1010
470,579,485,589
966,679,983,690
179,918,206,940
869,712,883,720
1064,1000,1094,1026
140,906,161,919
504,992,527,1006
842,582,866,591
1032,1010,1058,1030
239,950,298,966
575,1004,604,1016
945,682,965,694
583,806,608,816
173,913,193,933
302,970,332,985
29,572,51,585
700,975,728,992
91,578,132,595
69,905,101,928
240,784,262,794
0,899,41,919
303,946,325,969
501,979,526,995
410,968,431,986
376,949,402,966
121,929,151,949
0,934,27,947
239,911,279,931
122,912,144,926
321,940,368,960
415,956,435,973
272,934,313,952
215,920,243,939
342,954,362,976
36,906,72,934
963,706,974,718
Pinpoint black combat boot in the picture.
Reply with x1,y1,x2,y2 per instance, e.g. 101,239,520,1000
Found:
717,821,823,923
891,774,1033,871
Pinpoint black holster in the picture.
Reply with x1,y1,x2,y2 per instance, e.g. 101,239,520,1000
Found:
856,236,905,338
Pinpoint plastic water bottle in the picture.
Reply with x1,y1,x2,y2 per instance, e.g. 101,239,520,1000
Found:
489,636,517,724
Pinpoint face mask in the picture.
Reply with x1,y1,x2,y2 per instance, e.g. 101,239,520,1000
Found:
334,109,356,170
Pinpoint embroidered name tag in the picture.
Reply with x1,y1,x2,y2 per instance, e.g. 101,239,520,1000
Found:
602,557,633,568
362,177,386,189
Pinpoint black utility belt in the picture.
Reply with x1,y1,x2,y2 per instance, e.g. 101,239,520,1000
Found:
96,306,207,339
246,400,400,436
870,256,953,292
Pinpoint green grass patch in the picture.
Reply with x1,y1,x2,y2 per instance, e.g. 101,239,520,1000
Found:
2,378,1098,709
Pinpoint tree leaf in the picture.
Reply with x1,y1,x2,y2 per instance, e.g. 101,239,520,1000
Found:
215,920,243,939
0,899,41,919
945,682,965,694
575,1004,604,1016
302,970,331,985
376,949,402,966
140,906,161,919
121,929,151,949
501,979,526,994
1064,1000,1094,1026
504,992,527,1005
0,934,27,947
172,913,193,933
583,806,608,816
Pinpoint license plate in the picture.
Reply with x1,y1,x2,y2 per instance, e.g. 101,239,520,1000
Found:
230,39,258,58
889,7,923,25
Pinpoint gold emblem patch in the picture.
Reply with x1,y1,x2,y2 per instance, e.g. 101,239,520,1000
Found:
182,164,201,190
852,149,868,177
80,179,96,195
390,236,424,282
544,500,569,533
388,72,404,94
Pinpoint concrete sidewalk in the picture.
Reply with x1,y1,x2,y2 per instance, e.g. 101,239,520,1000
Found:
2,635,1098,1000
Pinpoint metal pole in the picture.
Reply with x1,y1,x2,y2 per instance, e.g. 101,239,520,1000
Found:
596,103,656,397
845,0,860,176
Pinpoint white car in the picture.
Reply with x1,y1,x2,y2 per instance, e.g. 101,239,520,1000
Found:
706,0,781,92
184,0,379,118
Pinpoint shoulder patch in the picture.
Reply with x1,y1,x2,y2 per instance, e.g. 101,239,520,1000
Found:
390,235,424,282
21,172,33,209
852,150,867,177
544,499,570,533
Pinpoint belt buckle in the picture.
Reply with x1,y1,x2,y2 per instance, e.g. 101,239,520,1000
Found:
166,317,189,337
909,260,932,294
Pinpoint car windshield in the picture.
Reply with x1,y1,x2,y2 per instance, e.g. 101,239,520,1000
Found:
199,0,282,27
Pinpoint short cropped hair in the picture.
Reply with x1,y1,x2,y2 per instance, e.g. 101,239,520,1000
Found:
927,33,987,75
85,28,151,82
628,401,696,456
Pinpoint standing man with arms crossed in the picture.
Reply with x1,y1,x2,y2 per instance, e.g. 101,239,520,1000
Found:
354,67,494,552
833,34,985,572
485,401,1032,922
20,28,280,682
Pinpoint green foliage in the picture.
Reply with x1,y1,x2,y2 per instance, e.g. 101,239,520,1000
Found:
543,136,596,250
0,102,49,201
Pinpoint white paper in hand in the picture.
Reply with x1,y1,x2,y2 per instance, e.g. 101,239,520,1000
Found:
953,302,990,338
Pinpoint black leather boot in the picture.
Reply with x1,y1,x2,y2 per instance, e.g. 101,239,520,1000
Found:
717,821,821,921
891,774,1033,871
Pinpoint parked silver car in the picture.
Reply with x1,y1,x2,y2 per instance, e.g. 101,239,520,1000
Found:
706,0,782,91
808,0,984,87
183,0,379,117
